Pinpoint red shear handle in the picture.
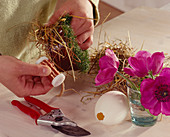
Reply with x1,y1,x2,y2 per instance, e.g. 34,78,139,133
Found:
11,100,40,121
24,96,58,113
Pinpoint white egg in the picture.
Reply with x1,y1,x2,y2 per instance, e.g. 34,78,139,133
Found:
95,91,129,125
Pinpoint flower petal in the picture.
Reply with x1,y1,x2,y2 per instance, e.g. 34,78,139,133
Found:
161,102,170,115
149,52,165,75
155,75,170,89
105,49,119,68
140,78,155,95
135,50,151,58
140,78,158,109
160,68,170,78
124,51,154,77
124,68,135,76
149,102,161,116
141,96,158,109
95,67,117,86
140,79,158,109
99,56,119,70
105,49,119,63
128,57,148,77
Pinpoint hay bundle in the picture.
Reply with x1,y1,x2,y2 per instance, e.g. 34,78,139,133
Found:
81,40,135,102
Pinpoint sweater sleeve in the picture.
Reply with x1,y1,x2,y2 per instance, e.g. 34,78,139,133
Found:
90,0,100,26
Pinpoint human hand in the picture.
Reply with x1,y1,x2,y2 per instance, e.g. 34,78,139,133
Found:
0,56,53,97
48,0,94,50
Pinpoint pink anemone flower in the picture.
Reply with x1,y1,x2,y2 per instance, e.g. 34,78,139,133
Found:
140,68,170,116
124,51,165,77
95,49,119,86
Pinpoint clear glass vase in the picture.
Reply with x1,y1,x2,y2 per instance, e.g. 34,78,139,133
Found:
127,86,158,127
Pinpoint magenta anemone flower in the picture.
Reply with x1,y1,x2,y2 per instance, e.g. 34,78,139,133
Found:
95,49,119,86
140,68,170,116
124,51,165,77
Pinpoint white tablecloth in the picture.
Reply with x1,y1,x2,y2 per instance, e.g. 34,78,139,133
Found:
1,6,170,137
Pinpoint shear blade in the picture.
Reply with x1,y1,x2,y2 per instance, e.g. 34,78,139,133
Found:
51,125,91,136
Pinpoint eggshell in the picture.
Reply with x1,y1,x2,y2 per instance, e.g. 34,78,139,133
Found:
95,91,129,125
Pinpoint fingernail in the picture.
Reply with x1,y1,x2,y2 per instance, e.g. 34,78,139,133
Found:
76,38,82,45
43,66,51,75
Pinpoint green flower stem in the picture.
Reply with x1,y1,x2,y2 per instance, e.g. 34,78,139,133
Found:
116,71,138,90
148,71,154,79
145,109,158,118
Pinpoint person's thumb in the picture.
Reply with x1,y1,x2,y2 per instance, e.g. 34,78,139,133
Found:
19,63,51,76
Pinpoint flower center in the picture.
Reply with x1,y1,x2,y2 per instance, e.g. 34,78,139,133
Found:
155,85,169,102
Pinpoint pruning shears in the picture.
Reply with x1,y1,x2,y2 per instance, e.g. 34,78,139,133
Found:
11,96,90,136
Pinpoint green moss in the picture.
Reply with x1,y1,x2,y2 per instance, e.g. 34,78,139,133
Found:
60,14,90,72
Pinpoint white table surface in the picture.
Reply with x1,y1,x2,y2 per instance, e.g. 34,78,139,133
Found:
1,6,170,137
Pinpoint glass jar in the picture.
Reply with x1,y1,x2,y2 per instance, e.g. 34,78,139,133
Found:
127,86,158,127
